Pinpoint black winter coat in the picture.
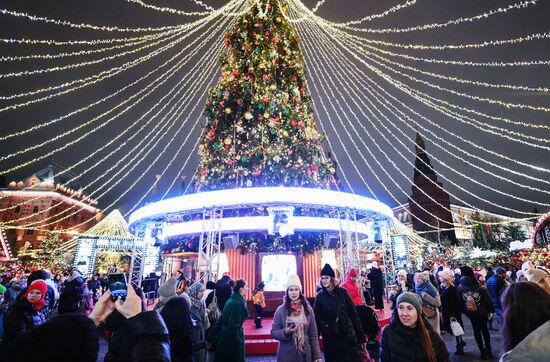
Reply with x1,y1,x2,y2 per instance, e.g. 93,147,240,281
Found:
380,311,451,362
0,298,47,361
457,276,495,317
58,276,88,314
103,310,171,362
368,268,384,291
314,286,366,350
439,284,462,334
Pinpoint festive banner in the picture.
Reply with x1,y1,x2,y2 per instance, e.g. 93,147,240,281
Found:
303,251,321,298
225,249,256,300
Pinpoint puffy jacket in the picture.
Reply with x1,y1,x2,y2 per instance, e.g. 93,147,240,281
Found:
341,275,364,306
380,310,451,362
15,284,55,318
500,320,550,362
457,276,495,316
314,286,366,348
104,310,171,362
486,275,506,309
0,298,47,361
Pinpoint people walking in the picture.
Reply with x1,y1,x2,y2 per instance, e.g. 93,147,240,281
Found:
160,296,194,362
271,274,322,362
368,261,384,311
314,263,366,362
186,282,208,362
252,281,266,328
341,268,364,306
206,279,248,362
499,282,550,361
414,272,441,334
379,292,451,362
457,266,495,360
438,269,465,355
486,266,507,329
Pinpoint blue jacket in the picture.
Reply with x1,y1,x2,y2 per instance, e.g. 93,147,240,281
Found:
486,275,506,309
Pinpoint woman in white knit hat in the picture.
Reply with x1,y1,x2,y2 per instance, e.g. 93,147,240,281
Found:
271,274,322,362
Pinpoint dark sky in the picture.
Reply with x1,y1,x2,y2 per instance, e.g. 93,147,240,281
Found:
0,0,549,220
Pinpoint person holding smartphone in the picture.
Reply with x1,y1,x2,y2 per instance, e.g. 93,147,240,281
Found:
271,275,322,362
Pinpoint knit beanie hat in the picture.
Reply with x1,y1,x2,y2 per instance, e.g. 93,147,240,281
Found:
494,266,506,276
25,280,48,310
397,269,407,277
10,313,99,362
321,263,335,278
158,277,177,298
27,270,49,285
0,283,6,294
525,268,548,284
286,274,302,292
396,292,423,315
348,268,357,278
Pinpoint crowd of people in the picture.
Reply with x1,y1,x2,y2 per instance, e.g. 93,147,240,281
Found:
0,259,548,362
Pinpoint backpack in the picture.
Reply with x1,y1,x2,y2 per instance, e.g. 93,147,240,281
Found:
465,287,481,312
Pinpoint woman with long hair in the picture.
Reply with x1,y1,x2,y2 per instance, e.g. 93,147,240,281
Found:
500,282,550,361
160,296,194,362
380,292,451,362
271,275,322,362
438,269,465,355
314,264,366,362
414,272,441,334
206,279,248,362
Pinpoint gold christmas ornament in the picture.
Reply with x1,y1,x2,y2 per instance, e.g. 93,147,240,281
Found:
224,137,232,145
244,111,253,120
225,107,232,114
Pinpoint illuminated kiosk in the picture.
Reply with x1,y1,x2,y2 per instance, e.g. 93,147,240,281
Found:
129,187,394,301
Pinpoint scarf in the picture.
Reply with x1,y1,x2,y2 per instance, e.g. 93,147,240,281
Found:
186,282,204,309
287,300,307,354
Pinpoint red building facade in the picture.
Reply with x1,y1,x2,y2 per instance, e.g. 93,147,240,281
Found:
0,166,102,253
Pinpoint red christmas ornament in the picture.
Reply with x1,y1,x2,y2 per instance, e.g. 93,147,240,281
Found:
227,159,233,166
272,38,280,44
208,130,216,137
261,96,268,103
291,120,298,127
299,121,306,128
232,69,239,77
200,169,209,176
311,164,318,172
244,44,250,52
263,74,270,80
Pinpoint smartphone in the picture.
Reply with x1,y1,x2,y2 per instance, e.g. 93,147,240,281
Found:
108,273,127,301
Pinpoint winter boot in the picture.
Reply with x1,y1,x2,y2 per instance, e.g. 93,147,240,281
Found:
455,343,465,356
480,348,489,360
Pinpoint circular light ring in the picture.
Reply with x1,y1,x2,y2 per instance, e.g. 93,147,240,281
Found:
164,215,372,238
128,187,395,233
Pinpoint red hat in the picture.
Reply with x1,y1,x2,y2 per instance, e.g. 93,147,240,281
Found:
25,280,48,310
348,268,357,278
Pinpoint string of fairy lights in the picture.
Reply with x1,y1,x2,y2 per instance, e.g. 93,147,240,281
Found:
294,11,550,222
1,0,549,243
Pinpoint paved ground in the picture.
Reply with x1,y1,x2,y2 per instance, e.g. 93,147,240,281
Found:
247,316,503,361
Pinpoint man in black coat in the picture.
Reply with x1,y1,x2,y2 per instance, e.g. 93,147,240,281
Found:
368,262,384,311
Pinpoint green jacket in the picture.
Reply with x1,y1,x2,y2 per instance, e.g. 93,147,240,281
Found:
207,292,248,362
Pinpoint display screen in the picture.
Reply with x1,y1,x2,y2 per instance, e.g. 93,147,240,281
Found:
261,254,297,291
108,273,127,299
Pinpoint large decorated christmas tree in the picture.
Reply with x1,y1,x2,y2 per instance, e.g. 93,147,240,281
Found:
194,0,336,191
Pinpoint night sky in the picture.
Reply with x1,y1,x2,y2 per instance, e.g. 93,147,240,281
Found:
0,0,549,220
